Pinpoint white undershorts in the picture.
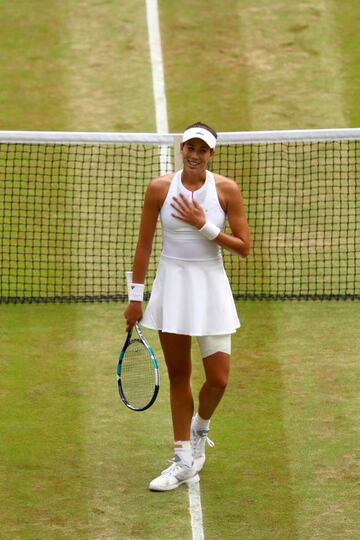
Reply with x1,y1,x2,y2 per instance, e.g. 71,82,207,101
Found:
196,334,231,358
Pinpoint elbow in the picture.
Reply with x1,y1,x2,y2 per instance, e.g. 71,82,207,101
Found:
230,243,249,258
239,240,250,258
240,247,250,258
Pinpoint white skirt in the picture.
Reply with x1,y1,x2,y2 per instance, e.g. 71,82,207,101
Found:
142,255,240,336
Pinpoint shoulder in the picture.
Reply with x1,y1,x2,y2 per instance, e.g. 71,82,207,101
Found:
148,173,173,192
213,173,240,194
145,173,174,208
213,173,243,210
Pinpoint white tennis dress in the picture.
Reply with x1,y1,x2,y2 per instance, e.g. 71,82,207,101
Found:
141,170,240,336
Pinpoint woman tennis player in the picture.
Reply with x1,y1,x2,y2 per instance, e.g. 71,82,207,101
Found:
124,122,250,491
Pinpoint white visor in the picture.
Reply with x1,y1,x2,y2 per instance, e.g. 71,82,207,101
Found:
182,127,217,149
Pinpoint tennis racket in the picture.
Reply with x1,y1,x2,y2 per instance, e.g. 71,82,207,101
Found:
116,322,160,412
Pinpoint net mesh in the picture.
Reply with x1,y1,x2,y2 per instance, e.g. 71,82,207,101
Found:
213,139,359,299
0,131,359,302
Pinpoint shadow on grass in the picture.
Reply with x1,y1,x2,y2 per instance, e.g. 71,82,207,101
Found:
198,301,299,540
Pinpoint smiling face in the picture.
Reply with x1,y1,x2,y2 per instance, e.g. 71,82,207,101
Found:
181,138,214,174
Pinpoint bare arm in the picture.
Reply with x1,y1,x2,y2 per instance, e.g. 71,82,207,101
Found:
124,178,166,330
214,180,250,258
131,182,161,283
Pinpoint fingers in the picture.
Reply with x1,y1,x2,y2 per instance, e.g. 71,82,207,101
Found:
170,195,187,221
170,194,188,212
124,303,143,331
125,316,142,332
126,321,134,332
178,192,190,204
170,193,206,228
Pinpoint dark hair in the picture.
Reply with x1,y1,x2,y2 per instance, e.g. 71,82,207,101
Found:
184,122,218,140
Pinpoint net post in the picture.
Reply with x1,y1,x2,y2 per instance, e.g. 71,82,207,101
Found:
174,135,182,171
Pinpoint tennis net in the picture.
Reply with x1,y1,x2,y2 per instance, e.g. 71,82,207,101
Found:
0,129,359,302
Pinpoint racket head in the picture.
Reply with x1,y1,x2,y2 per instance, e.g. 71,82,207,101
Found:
116,324,159,412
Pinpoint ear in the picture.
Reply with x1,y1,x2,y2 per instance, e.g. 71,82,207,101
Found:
180,143,184,151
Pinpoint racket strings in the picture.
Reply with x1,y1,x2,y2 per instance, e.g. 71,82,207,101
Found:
120,341,156,409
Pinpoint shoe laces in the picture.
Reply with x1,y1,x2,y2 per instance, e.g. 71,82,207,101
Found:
193,429,214,450
162,455,191,476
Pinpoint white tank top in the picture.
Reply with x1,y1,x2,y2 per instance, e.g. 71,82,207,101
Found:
160,170,225,261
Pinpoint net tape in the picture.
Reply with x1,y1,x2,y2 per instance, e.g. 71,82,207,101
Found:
0,129,359,302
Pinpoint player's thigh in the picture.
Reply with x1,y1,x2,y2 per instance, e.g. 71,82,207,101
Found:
158,332,192,379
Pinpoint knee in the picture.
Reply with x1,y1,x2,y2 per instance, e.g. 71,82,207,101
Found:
206,372,229,391
167,366,191,386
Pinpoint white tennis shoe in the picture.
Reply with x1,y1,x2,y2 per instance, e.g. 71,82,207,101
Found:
149,455,199,491
191,418,214,473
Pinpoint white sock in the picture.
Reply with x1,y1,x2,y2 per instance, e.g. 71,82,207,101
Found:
193,413,210,432
174,441,193,467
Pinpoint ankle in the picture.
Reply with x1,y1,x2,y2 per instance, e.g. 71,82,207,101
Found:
193,413,211,432
174,440,193,467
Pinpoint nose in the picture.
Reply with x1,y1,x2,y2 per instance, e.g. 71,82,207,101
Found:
189,148,200,159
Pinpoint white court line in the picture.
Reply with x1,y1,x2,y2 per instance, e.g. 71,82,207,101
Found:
145,0,169,133
145,0,170,176
188,480,205,540
145,2,205,537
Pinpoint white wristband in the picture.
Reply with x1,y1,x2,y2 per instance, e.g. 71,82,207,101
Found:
198,220,221,240
129,283,144,302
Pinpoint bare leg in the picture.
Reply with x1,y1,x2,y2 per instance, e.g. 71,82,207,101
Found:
158,332,193,441
198,352,230,420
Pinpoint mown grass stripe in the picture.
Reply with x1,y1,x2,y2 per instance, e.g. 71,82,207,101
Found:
238,0,346,130
158,0,251,132
333,0,360,127
62,0,155,132
0,1,69,130
0,305,89,539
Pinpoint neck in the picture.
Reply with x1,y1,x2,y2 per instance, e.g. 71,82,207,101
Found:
181,168,207,184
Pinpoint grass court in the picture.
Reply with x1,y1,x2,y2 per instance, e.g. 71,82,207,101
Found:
0,1,359,538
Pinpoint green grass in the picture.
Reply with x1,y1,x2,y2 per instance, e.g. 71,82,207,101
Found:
0,0,154,132
159,0,252,132
0,0,360,538
160,0,360,131
1,302,359,539
1,1,359,132
334,0,360,126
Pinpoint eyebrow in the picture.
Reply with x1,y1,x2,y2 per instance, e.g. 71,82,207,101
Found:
186,141,209,150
